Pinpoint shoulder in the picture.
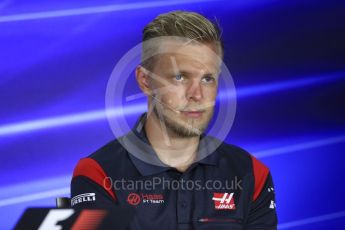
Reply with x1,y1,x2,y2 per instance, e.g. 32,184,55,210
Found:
217,141,270,178
88,138,128,166
217,142,271,201
72,138,130,179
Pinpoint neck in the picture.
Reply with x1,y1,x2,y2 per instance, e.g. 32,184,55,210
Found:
144,112,200,172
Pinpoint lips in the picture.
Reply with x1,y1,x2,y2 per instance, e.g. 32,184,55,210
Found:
181,110,204,118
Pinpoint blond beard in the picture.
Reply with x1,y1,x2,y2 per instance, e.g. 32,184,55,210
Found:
153,104,213,138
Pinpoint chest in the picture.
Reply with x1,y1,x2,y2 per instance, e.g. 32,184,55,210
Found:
114,171,253,229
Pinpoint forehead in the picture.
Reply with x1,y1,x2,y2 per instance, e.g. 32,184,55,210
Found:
153,39,222,74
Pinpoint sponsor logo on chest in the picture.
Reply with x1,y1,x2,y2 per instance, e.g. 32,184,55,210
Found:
212,192,236,210
127,193,164,206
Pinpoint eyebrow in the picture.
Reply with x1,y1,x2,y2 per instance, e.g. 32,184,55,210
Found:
173,70,216,77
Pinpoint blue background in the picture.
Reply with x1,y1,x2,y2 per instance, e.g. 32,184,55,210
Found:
0,0,344,229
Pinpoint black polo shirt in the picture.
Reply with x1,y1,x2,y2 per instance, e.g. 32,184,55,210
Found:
71,113,278,229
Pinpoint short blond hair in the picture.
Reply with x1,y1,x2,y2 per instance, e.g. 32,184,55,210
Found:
141,10,223,70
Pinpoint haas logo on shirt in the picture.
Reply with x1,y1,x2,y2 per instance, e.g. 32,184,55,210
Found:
212,192,236,210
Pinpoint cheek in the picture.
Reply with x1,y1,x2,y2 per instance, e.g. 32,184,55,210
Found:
166,98,173,105
163,88,186,103
160,93,177,107
203,87,218,100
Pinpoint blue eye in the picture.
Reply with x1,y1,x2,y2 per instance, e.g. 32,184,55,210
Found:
202,76,215,83
174,74,184,81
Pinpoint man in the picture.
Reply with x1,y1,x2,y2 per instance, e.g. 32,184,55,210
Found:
71,11,278,229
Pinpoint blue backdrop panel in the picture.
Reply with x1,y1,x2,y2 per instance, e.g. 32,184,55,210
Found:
0,0,344,229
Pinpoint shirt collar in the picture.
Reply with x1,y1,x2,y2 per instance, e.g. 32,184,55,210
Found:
126,113,220,176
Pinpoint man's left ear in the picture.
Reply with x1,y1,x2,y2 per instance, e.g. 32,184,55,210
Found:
135,66,152,96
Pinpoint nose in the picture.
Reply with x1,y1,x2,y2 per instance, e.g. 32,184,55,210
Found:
186,80,202,102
